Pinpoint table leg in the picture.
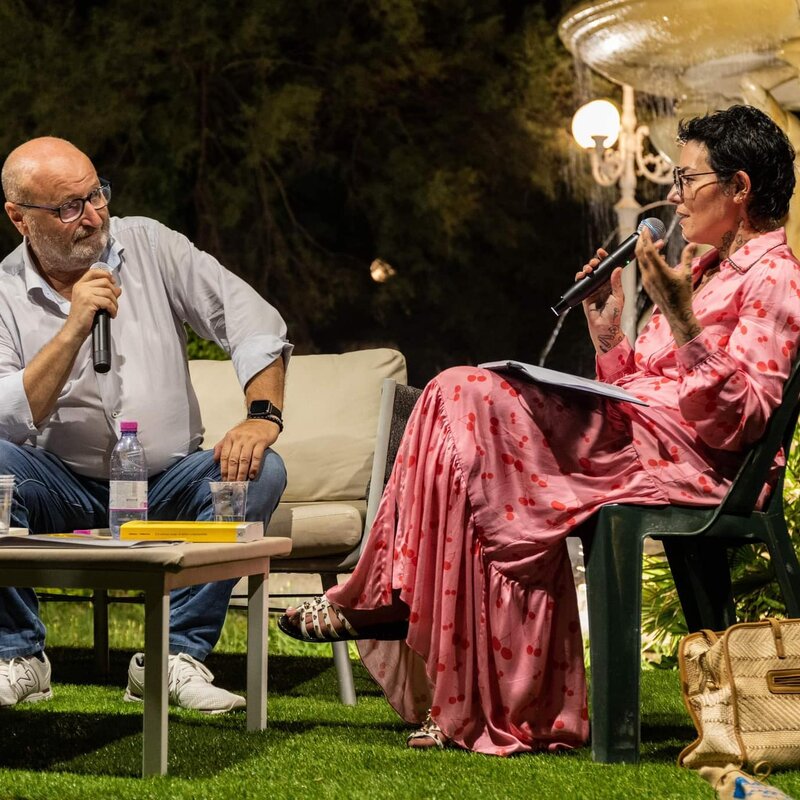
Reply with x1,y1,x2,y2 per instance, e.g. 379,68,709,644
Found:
92,589,110,677
247,568,268,731
142,588,169,776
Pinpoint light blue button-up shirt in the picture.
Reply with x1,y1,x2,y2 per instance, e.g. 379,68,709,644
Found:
0,216,292,478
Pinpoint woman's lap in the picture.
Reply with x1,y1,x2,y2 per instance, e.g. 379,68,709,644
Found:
332,368,651,753
329,366,692,754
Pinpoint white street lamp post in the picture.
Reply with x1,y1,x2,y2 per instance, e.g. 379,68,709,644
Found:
571,85,673,340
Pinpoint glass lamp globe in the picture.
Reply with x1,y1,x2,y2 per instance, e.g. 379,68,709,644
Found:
571,99,621,149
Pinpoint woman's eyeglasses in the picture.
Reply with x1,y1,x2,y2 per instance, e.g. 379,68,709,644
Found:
672,168,717,202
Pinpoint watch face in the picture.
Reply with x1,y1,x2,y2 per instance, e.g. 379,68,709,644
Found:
249,400,282,418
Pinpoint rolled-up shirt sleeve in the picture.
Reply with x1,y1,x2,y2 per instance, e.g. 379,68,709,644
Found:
0,367,38,443
149,222,292,388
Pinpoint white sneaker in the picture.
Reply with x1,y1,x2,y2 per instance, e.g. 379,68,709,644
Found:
124,652,245,714
0,652,53,707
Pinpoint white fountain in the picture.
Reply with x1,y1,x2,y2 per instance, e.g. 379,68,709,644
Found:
559,0,800,247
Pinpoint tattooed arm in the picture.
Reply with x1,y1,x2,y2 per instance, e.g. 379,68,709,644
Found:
579,249,627,354
635,227,700,347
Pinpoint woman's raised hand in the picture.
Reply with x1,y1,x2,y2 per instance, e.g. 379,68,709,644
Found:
580,249,626,354
635,227,701,346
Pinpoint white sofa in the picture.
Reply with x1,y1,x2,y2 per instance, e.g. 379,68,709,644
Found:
189,348,410,704
188,348,407,564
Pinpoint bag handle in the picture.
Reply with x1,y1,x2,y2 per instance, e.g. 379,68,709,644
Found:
768,617,786,658
699,629,719,645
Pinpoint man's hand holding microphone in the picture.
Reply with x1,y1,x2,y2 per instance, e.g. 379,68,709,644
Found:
61,263,119,373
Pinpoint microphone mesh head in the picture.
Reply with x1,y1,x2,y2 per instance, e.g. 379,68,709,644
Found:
637,217,667,240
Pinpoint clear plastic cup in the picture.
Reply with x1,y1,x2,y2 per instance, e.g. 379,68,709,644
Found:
0,475,14,535
209,481,248,522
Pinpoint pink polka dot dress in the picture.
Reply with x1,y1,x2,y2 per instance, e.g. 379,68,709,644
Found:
327,228,800,756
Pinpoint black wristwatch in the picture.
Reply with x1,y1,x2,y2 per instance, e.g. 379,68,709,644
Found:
247,400,284,431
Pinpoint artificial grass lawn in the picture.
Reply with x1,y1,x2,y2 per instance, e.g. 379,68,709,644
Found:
0,597,797,799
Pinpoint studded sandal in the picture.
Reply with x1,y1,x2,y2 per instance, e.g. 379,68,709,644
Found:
277,596,409,643
406,710,450,749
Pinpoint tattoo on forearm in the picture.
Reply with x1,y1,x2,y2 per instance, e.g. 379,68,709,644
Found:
598,325,623,353
666,307,702,345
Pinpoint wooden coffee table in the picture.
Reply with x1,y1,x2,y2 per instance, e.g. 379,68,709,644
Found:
0,537,292,776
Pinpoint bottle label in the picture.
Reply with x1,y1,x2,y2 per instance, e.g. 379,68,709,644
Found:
109,481,148,511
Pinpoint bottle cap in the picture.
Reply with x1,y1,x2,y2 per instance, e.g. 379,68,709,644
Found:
120,421,138,433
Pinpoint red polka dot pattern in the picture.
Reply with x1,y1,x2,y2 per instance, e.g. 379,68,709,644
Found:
326,228,800,758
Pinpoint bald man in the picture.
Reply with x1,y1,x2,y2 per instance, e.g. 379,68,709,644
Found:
0,137,291,711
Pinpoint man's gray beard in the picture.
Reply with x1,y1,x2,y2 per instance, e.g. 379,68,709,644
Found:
28,216,110,273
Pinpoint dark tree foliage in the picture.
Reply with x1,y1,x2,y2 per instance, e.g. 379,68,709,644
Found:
0,0,595,384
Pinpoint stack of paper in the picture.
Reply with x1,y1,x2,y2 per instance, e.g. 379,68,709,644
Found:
479,360,647,405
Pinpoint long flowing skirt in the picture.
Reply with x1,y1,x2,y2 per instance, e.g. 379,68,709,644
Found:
328,366,676,755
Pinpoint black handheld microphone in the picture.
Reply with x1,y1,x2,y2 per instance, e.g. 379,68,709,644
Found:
90,261,112,374
550,217,667,316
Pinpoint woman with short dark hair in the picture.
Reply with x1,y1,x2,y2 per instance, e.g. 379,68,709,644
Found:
282,105,800,756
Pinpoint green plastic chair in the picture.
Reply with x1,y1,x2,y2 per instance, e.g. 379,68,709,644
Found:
577,358,800,764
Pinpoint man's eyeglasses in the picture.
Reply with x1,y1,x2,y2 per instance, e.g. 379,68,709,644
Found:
13,180,111,223
672,167,717,202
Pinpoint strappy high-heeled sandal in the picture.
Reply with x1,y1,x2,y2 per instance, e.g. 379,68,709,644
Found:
277,596,408,643
406,710,450,749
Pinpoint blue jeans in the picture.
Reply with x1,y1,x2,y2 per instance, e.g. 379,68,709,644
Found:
0,441,286,661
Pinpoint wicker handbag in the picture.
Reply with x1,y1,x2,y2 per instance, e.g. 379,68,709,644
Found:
679,618,800,773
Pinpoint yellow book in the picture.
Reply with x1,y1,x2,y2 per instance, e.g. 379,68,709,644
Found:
119,520,264,543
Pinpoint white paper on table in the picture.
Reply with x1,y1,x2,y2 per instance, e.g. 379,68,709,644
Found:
479,360,648,406
0,534,180,548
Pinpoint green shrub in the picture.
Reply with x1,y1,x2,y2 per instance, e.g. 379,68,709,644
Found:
186,327,228,361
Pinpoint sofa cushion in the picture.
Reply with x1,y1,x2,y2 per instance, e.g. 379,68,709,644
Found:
188,348,407,502
188,357,243,448
266,500,366,558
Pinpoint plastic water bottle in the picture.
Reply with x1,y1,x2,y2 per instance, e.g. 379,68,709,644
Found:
109,421,148,539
